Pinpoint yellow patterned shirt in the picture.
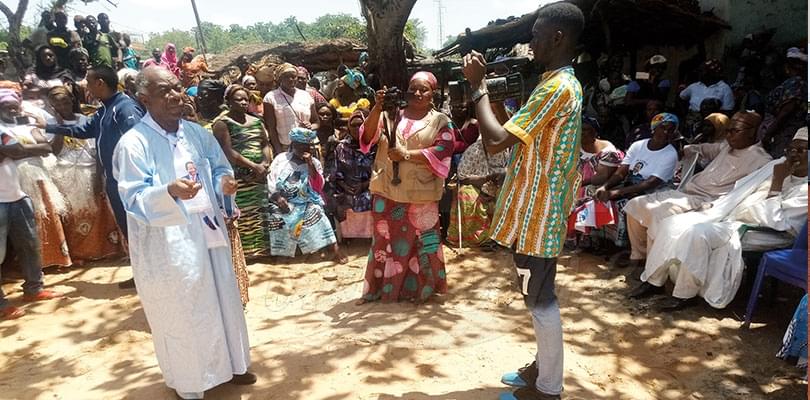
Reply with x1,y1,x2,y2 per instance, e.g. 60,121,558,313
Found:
490,66,583,258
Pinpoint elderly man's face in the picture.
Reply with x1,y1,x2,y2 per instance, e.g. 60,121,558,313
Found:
786,139,808,168
726,115,758,150
141,69,185,122
0,102,20,123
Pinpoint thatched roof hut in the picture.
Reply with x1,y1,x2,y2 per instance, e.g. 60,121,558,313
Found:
209,38,366,76
434,0,730,58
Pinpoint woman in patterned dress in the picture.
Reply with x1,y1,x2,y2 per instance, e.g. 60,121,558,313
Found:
212,85,274,258
357,71,457,304
47,85,124,264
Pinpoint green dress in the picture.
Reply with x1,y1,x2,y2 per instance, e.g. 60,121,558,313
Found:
215,114,272,256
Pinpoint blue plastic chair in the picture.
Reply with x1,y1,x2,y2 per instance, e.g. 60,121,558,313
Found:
743,222,808,328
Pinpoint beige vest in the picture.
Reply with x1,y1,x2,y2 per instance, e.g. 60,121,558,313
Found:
369,110,449,203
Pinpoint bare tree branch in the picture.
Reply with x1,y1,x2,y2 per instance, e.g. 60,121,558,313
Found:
0,1,15,22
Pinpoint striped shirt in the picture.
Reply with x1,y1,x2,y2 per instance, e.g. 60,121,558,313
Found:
490,66,583,258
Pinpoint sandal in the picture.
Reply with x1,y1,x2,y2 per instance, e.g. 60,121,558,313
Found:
1,306,25,320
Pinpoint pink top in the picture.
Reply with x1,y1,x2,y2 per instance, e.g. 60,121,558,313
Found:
359,111,455,179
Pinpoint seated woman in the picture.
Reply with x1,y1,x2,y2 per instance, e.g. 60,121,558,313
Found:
446,133,510,248
329,109,375,239
357,71,455,304
568,116,624,241
266,128,346,262
47,85,124,264
329,69,372,119
593,113,680,247
212,84,274,258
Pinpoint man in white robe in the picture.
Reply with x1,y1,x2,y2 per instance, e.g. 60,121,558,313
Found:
630,128,808,310
624,111,772,268
113,67,254,400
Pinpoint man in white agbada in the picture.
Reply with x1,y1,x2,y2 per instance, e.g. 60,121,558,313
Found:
630,127,808,310
113,67,255,400
624,111,772,269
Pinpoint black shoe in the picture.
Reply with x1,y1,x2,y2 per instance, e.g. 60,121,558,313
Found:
229,372,257,385
628,282,664,299
501,361,538,388
657,297,700,312
118,278,136,290
499,386,561,400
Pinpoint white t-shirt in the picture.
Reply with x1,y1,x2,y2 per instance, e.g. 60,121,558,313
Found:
0,125,26,203
621,139,678,182
264,88,313,146
679,81,735,112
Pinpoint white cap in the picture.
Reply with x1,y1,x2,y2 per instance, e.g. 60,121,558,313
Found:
793,127,808,141
786,47,807,62
648,55,667,65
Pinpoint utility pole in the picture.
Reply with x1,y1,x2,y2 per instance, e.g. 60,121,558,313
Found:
190,0,208,62
434,0,445,49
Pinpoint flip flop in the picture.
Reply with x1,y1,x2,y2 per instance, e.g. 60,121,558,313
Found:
1,306,25,320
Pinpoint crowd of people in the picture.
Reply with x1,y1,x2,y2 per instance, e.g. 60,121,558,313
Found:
0,3,807,400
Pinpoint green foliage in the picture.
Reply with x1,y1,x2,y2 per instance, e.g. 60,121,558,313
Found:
404,19,427,50
143,13,370,56
144,29,195,55
140,14,429,56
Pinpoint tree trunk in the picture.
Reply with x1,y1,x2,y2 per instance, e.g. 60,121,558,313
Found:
0,0,30,81
359,0,417,89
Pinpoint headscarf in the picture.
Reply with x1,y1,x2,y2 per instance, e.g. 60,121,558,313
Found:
185,86,198,97
275,63,298,81
348,109,368,125
786,47,808,62
117,68,138,87
0,88,21,105
161,43,180,77
358,52,369,64
224,84,247,102
48,85,72,99
342,68,367,90
242,75,256,86
703,113,729,137
582,116,602,136
650,112,679,131
409,71,438,90
296,66,309,78
289,127,318,144
198,79,226,100
793,127,808,141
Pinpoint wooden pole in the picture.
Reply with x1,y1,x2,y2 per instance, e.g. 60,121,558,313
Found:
190,0,208,64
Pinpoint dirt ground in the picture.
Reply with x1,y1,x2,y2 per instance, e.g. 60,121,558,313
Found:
1,242,806,400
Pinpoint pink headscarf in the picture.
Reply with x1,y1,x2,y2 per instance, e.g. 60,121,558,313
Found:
410,71,438,90
0,88,21,106
161,43,180,78
296,66,309,77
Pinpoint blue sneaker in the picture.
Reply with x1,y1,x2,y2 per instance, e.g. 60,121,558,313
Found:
499,387,561,400
501,361,538,388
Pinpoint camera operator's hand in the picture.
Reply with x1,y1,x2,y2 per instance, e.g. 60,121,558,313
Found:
388,146,408,162
374,87,387,108
462,51,487,87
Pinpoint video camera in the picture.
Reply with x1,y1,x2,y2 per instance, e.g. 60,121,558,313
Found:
448,56,535,107
382,86,409,110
